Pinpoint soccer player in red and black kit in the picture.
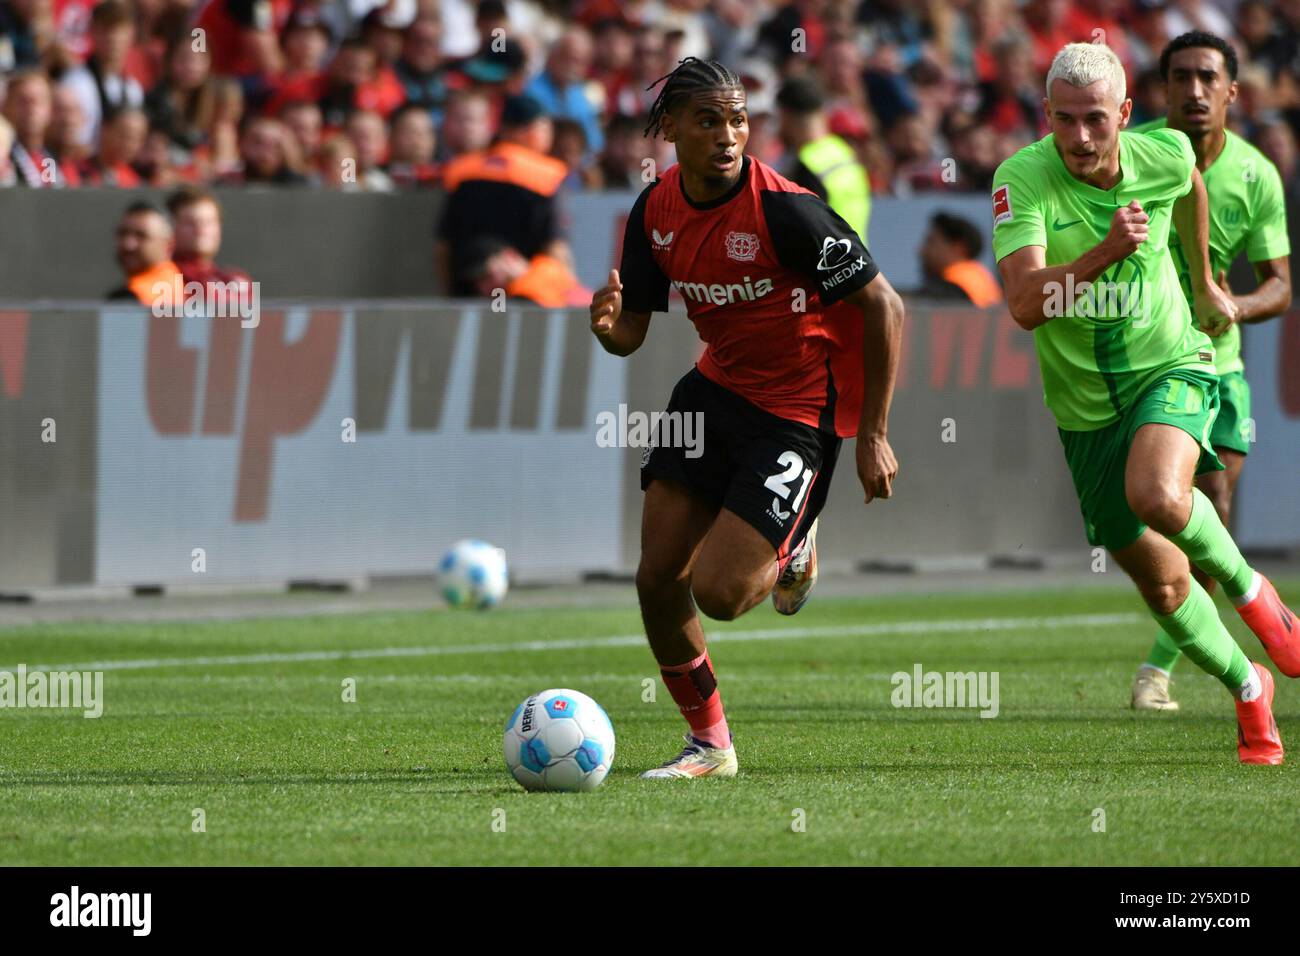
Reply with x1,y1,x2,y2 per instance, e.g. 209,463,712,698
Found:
590,59,906,778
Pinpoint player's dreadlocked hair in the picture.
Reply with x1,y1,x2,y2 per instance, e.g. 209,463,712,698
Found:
643,57,745,139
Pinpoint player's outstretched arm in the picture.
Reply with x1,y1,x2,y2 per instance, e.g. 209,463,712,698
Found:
843,273,904,503
1174,166,1239,336
590,268,652,357
1219,257,1292,326
998,202,1149,330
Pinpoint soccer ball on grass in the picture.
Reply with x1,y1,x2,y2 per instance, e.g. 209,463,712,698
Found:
439,539,508,609
503,689,616,792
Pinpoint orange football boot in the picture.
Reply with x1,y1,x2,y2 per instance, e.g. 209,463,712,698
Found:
1236,663,1283,765
1236,574,1300,678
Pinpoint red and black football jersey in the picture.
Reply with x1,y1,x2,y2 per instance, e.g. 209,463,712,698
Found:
618,155,879,438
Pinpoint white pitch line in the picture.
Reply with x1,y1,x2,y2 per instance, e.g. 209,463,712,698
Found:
135,672,924,683
0,612,1140,674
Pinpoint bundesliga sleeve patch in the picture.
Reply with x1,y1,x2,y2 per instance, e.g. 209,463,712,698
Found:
992,185,1013,226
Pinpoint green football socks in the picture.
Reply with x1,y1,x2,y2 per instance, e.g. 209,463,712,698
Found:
1150,577,1251,692
1169,488,1254,598
1142,488,1257,675
1144,629,1183,674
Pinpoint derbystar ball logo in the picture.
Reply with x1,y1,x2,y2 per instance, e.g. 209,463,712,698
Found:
725,231,760,262
672,275,775,305
993,185,1013,225
521,698,537,733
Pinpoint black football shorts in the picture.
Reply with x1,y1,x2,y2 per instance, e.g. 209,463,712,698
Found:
640,367,841,556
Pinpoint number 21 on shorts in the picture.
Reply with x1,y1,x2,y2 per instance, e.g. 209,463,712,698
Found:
765,451,813,520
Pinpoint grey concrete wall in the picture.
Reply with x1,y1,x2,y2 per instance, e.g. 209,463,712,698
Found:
0,189,998,301
0,188,444,299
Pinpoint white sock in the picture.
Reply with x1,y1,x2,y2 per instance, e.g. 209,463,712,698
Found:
1236,666,1262,703
1231,571,1263,609
1139,663,1171,677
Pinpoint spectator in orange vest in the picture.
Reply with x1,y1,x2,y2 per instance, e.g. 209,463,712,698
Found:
108,201,181,305
436,94,573,296
917,211,1004,308
463,236,591,308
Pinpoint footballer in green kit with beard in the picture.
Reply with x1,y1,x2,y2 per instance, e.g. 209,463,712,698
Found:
1126,32,1293,712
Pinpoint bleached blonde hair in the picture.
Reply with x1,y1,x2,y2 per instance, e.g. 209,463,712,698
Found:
1046,42,1127,106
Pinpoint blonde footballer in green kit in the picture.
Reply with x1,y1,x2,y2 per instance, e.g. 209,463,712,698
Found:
1127,31,1293,711
992,42,1299,765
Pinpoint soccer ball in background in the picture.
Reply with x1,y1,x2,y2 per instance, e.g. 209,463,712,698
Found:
503,689,616,792
439,539,509,609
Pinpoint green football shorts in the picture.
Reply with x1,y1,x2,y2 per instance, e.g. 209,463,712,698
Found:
1058,368,1224,553
1209,369,1253,455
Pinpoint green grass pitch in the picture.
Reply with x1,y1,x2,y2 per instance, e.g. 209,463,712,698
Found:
1,580,1297,866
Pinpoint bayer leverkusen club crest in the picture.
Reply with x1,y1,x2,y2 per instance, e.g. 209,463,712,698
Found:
725,231,760,262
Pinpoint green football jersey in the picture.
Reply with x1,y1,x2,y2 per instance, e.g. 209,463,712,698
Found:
992,128,1217,431
1132,118,1291,375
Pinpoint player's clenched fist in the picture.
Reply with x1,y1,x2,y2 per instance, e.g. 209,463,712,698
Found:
1102,200,1149,260
590,268,623,337
856,434,899,504
1194,268,1240,337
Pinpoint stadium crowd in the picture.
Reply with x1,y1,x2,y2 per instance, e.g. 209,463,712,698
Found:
1,0,1298,196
